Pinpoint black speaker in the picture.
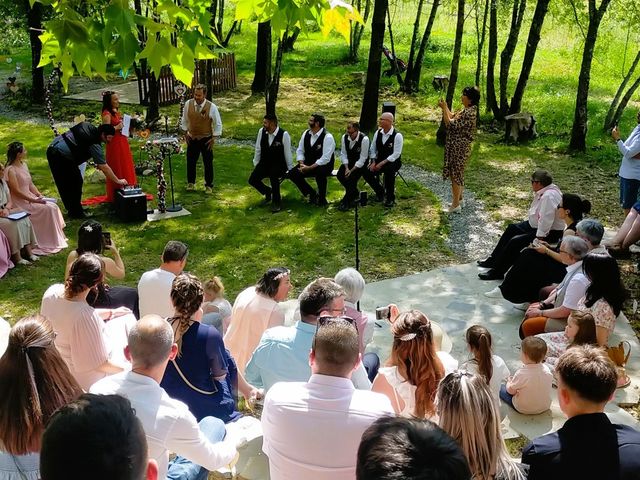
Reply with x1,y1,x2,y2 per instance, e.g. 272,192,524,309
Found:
114,189,147,222
382,101,396,116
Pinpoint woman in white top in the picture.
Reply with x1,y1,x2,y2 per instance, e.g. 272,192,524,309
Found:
462,325,510,400
41,253,134,390
372,310,444,418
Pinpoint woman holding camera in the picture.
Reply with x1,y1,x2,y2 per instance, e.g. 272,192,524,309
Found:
439,86,480,213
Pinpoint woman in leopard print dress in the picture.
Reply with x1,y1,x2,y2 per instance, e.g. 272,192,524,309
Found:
439,86,480,213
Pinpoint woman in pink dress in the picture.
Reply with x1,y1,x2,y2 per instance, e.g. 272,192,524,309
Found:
5,142,67,255
102,91,137,202
0,230,13,277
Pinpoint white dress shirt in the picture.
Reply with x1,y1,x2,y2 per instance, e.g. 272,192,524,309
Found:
261,374,394,480
180,99,223,136
340,133,370,168
369,127,403,162
252,127,294,170
90,371,237,480
528,183,565,237
618,124,640,180
137,268,176,319
558,261,590,310
296,128,336,166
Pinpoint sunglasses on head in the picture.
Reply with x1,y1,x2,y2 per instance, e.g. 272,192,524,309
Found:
315,315,358,333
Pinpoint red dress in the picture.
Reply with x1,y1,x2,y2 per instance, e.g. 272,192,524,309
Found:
104,110,137,202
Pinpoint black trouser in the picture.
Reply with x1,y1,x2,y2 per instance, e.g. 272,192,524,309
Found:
288,163,333,202
186,136,214,187
488,220,564,274
336,164,364,204
47,146,84,218
362,159,402,202
248,161,286,204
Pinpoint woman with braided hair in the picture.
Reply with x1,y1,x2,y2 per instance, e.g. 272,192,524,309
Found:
372,309,445,418
160,273,262,422
0,315,83,480
40,253,134,389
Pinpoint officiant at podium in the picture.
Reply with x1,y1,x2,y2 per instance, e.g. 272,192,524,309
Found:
180,84,222,194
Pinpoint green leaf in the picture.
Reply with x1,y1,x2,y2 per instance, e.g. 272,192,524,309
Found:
59,52,74,92
114,31,139,71
37,32,60,68
105,0,136,34
170,48,196,85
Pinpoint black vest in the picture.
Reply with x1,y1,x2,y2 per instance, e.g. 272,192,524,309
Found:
343,132,365,169
259,127,287,172
375,129,401,164
61,122,103,165
303,129,334,166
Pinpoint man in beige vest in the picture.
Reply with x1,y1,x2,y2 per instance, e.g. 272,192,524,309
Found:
180,84,222,193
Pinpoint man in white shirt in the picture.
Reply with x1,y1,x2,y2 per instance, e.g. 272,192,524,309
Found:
479,169,565,280
261,318,394,480
362,112,403,208
91,315,239,480
288,113,336,206
612,110,640,215
180,84,222,193
248,114,294,213
336,121,370,211
138,241,188,318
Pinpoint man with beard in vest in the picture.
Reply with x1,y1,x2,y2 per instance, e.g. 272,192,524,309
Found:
336,121,369,211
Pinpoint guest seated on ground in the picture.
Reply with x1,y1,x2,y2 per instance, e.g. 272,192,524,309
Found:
537,310,597,368
607,200,640,258
500,337,553,414
462,325,510,400
0,315,83,480
0,162,39,265
5,141,68,255
41,253,135,390
520,236,590,338
91,314,240,480
356,417,471,480
522,345,640,479
202,275,233,332
245,277,372,391
261,318,394,480
224,267,291,374
372,310,444,418
478,169,564,280
437,371,528,480
335,267,372,354
487,194,592,303
138,240,188,319
160,273,261,422
40,394,158,480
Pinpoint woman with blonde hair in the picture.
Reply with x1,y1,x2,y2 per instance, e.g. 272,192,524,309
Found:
372,310,444,418
437,371,527,480
0,315,83,479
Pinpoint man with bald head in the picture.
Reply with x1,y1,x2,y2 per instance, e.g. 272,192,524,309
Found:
90,315,239,480
362,112,403,208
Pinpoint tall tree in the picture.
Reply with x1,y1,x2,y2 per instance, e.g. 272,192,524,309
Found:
24,0,45,103
485,0,499,117
359,0,388,132
251,21,272,94
604,48,640,130
610,74,640,129
348,0,372,61
568,0,612,151
498,0,526,118
402,0,441,93
508,0,551,114
474,0,489,87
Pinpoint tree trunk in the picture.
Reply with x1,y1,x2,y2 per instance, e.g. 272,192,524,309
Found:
251,21,272,94
474,0,489,87
611,74,640,128
349,0,371,61
25,0,44,103
569,0,612,152
359,0,388,133
508,0,551,115
216,0,225,40
147,71,160,121
402,0,426,93
404,0,440,93
437,0,466,144
498,0,526,119
604,48,640,130
282,27,301,53
485,0,499,118
266,35,286,116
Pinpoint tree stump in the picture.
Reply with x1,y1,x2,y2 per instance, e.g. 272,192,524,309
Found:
504,112,537,142
432,75,449,93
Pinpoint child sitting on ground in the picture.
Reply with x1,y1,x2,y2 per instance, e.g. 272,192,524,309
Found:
536,310,597,369
463,325,510,400
500,337,553,414
201,276,233,333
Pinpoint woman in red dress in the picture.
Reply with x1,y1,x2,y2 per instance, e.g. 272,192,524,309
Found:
102,91,137,202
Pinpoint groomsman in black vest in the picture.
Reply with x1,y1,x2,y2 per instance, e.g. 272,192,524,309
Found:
288,113,336,206
336,121,369,211
362,112,403,208
248,114,293,212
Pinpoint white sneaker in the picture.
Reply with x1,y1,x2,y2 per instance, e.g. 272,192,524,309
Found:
484,286,503,298
512,302,529,311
